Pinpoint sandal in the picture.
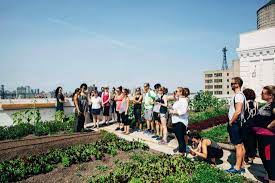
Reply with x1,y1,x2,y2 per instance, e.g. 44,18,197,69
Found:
158,140,167,145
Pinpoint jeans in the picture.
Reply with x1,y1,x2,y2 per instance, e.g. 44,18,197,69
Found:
173,122,187,153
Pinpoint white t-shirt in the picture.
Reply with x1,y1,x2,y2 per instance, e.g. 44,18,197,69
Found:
91,96,102,109
228,92,245,121
171,97,189,127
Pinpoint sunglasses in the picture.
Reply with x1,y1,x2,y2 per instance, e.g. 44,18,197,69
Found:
231,83,237,86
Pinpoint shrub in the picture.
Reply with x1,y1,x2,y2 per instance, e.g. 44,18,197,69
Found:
190,91,227,112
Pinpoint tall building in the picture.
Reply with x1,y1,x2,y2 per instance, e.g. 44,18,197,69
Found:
237,1,275,99
204,59,240,98
0,85,4,99
257,0,275,30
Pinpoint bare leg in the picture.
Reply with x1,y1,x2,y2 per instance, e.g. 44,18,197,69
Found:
161,117,168,142
235,144,244,170
155,122,160,136
146,120,151,130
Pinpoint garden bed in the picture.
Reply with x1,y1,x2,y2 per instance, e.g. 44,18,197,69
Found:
0,132,101,162
0,131,254,183
188,115,228,131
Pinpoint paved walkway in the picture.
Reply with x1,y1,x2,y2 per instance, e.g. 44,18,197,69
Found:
94,123,267,182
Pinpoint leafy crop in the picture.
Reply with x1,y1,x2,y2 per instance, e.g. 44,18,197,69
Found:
0,131,148,182
201,124,229,143
90,152,251,183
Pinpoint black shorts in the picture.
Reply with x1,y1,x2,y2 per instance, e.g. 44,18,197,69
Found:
121,112,130,126
153,112,160,122
227,122,243,145
92,108,101,115
103,106,110,116
207,147,223,159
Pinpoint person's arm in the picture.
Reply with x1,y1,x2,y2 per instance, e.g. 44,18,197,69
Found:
138,95,143,104
267,120,275,129
125,98,130,115
170,99,188,115
229,102,243,126
192,140,208,159
74,95,80,114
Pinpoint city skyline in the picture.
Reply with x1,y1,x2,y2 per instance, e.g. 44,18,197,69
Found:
0,0,268,92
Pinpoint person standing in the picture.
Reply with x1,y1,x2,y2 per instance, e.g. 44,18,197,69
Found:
152,83,162,139
143,83,157,134
226,77,246,174
251,86,275,182
90,90,102,129
115,86,124,131
110,87,116,122
120,88,130,134
157,86,169,145
102,86,111,125
133,87,143,131
75,83,88,132
242,88,258,164
169,87,189,156
55,86,65,112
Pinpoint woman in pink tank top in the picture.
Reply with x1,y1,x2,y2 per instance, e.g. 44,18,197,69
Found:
115,86,124,131
101,86,110,125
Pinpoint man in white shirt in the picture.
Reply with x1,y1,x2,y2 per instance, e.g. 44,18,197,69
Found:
226,77,246,174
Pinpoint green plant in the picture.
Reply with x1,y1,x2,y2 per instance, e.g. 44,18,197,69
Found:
189,107,228,124
90,152,251,183
96,165,108,172
12,109,41,125
0,132,148,182
190,91,227,112
201,124,229,143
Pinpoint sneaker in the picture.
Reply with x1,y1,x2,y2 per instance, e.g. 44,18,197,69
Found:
115,127,120,131
228,165,245,173
143,130,149,134
226,168,242,174
156,137,162,141
152,135,159,138
173,147,179,153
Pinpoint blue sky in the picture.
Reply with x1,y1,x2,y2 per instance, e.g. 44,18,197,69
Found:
0,0,268,93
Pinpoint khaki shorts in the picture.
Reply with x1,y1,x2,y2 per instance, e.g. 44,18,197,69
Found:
144,109,153,121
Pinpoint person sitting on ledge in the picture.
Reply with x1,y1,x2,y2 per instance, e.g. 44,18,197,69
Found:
189,131,223,165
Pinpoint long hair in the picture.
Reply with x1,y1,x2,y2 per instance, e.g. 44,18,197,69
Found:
55,86,62,98
72,88,80,98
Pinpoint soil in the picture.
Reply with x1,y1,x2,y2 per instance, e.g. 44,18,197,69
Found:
0,132,101,162
19,150,134,183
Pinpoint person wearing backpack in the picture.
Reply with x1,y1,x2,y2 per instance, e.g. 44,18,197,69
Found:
242,88,258,164
226,77,246,174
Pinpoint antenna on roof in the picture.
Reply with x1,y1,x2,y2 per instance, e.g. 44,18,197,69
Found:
222,47,228,70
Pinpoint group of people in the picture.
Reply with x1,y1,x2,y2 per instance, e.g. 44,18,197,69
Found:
55,78,275,182
224,77,274,182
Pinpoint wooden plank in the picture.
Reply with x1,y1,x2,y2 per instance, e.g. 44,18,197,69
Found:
0,103,55,110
